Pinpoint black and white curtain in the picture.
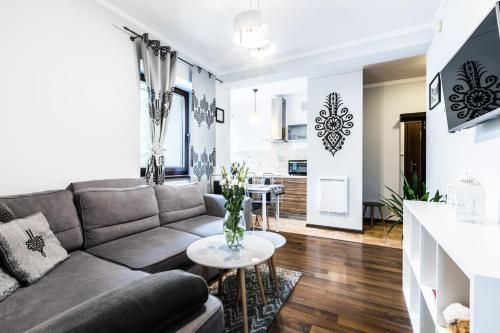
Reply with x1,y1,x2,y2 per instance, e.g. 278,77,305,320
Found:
191,66,216,192
135,34,177,185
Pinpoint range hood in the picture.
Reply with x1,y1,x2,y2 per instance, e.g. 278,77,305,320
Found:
270,97,287,142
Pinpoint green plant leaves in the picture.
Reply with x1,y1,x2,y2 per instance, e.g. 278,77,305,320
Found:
381,172,444,238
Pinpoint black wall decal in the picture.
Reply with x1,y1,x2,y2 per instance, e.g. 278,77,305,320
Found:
191,146,216,181
315,92,354,157
192,91,216,129
450,60,500,120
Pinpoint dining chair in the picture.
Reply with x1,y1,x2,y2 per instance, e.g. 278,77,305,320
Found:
252,173,277,230
209,174,222,194
245,172,261,230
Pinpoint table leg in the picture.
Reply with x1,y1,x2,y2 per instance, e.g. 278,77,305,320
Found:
236,269,242,302
218,269,224,296
239,267,248,333
270,256,281,298
201,266,208,281
370,206,375,227
267,259,274,284
378,205,385,225
254,265,266,304
262,192,268,231
275,195,280,232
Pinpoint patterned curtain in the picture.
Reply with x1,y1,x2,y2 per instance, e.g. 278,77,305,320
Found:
191,66,216,192
135,34,177,185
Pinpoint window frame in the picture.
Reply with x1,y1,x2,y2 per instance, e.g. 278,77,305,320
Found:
140,75,190,178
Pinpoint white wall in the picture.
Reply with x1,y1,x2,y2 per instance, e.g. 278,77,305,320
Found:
215,83,231,169
363,79,426,203
307,70,364,231
427,0,500,221
0,0,143,195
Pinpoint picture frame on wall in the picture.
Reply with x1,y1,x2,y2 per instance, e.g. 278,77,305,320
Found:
216,107,225,123
429,73,441,110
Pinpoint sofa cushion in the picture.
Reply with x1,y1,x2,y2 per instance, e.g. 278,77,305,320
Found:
67,178,146,192
85,227,200,273
27,270,210,333
165,295,224,333
0,212,69,284
155,183,207,225
164,215,223,238
75,186,160,248
2,190,83,251
0,199,16,222
0,267,19,302
0,251,147,333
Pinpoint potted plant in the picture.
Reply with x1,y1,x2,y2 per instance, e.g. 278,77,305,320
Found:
381,173,444,236
220,162,249,249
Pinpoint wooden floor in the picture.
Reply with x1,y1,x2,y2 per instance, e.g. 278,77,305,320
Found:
269,232,411,333
260,217,403,249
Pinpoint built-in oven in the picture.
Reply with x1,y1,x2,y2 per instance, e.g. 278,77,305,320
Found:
288,160,307,176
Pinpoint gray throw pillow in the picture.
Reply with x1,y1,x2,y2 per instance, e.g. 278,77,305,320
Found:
0,267,19,301
0,199,16,223
0,212,69,284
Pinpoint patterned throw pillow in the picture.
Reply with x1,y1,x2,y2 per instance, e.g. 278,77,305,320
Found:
0,267,19,301
0,212,69,284
0,199,16,223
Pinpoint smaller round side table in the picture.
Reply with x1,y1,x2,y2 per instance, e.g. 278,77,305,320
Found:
186,235,274,333
246,231,286,297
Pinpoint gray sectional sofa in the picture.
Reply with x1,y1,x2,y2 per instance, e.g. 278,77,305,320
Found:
0,178,252,332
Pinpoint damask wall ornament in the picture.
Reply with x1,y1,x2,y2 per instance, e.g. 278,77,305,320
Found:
315,92,354,157
449,60,500,121
191,146,216,181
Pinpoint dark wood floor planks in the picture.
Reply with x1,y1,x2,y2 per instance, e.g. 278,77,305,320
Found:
269,233,411,333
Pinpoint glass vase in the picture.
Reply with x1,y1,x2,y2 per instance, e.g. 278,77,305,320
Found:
223,210,246,249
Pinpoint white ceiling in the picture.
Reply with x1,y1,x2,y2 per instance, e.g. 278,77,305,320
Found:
102,0,441,80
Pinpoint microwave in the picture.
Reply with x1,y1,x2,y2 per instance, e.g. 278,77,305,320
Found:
288,160,307,176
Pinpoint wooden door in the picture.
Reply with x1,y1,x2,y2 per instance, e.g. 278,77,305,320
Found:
402,114,426,196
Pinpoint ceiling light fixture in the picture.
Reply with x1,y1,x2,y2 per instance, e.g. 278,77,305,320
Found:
250,42,276,60
250,88,260,126
233,9,269,49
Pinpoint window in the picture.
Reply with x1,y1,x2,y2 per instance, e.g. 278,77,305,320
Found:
140,80,190,177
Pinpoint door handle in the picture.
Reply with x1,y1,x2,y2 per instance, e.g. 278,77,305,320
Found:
410,161,417,173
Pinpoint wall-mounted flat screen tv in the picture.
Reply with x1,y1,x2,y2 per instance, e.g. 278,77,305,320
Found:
441,3,500,133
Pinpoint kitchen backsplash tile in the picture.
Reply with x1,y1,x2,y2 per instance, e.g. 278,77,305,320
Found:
231,143,307,175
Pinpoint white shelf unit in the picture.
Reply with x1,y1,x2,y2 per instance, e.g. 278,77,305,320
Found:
403,201,500,333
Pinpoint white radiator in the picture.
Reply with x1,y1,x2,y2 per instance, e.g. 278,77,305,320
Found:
319,176,348,214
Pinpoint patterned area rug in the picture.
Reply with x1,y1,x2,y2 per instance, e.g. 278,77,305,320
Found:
209,265,302,333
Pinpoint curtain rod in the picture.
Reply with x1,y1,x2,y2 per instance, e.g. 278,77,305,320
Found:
123,26,223,84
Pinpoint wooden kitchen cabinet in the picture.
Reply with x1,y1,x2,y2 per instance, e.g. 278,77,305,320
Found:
275,177,307,219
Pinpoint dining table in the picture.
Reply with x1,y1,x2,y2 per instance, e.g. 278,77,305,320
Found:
246,184,284,232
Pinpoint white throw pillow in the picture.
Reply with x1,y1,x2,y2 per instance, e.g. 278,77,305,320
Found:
0,267,19,301
0,212,69,284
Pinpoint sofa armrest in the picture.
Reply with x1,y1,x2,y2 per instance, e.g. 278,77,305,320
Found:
203,194,226,218
27,270,209,333
203,194,253,230
242,197,253,230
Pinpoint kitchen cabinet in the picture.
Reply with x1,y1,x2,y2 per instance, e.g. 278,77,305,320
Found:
275,177,307,219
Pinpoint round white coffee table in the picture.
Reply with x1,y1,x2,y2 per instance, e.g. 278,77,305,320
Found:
246,231,286,297
186,234,274,333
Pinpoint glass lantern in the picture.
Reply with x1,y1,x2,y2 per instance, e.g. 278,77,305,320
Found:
455,174,485,223
446,181,457,216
